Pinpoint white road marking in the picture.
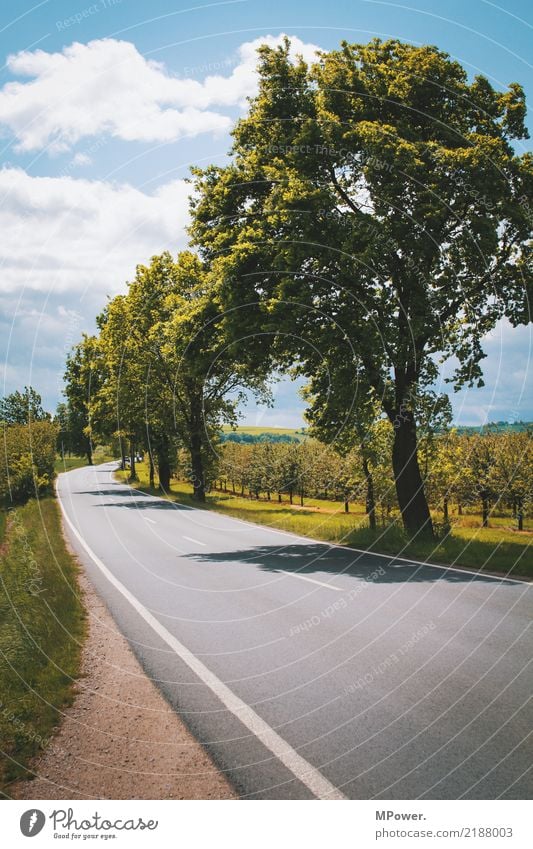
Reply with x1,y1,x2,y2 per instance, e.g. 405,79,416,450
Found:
279,570,342,591
143,517,157,524
58,500,345,800
183,535,206,546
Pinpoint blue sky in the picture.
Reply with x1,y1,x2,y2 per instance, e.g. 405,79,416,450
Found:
0,0,531,426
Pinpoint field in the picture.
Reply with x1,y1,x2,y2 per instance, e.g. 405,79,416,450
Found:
118,461,532,579
220,425,307,440
0,497,85,793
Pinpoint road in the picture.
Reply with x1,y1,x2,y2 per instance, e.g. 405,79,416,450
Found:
57,462,532,800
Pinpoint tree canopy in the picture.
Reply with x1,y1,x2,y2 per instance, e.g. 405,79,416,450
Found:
190,37,532,535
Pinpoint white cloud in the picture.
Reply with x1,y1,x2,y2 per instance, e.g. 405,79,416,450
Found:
70,152,91,166
0,166,191,295
0,35,321,153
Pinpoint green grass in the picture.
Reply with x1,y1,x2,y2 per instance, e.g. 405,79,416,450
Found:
119,461,532,579
54,456,88,474
0,497,86,793
54,446,115,475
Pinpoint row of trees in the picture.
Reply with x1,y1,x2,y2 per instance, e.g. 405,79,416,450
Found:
61,37,532,539
211,429,532,530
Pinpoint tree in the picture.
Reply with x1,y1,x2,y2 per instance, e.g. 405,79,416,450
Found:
0,387,49,425
83,252,268,500
63,336,101,466
493,430,533,530
190,37,532,536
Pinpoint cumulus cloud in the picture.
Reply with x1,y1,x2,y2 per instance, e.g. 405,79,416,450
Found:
0,34,321,153
0,166,191,295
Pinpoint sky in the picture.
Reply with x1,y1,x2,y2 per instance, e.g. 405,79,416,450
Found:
0,0,531,427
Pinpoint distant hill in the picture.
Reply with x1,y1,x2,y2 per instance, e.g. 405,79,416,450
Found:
219,425,308,444
219,422,532,444
452,421,532,435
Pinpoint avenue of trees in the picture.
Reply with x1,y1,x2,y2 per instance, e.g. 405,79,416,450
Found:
61,37,532,539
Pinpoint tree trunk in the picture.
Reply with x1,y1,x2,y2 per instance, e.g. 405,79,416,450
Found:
443,497,449,523
129,443,137,480
157,453,171,492
85,438,93,466
362,457,376,531
190,433,206,502
148,452,155,488
458,502,463,516
344,499,349,513
300,489,304,507
391,411,433,537
119,438,126,471
289,489,293,505
278,492,282,503
481,494,489,528
517,498,524,532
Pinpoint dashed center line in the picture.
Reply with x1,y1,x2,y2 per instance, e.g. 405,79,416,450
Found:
183,535,206,546
279,570,342,591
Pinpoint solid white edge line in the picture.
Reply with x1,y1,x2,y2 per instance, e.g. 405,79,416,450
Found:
58,494,345,801
279,570,342,591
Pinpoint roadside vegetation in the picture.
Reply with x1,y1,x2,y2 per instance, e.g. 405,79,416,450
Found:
0,388,86,793
118,437,532,578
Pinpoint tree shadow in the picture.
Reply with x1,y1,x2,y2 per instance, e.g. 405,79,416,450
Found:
181,543,510,585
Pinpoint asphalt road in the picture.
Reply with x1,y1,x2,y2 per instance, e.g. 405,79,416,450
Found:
57,462,532,800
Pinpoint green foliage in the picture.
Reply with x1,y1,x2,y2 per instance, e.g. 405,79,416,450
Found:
71,251,270,500
0,387,49,425
190,36,532,534
0,421,58,505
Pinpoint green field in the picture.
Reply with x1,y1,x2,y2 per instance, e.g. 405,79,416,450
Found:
118,461,532,579
0,497,85,793
220,425,307,440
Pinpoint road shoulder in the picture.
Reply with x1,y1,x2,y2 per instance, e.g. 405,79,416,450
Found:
8,568,236,800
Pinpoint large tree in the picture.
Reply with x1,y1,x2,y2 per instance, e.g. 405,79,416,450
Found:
190,37,532,536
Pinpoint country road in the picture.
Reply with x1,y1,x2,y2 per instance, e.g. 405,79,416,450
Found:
57,463,532,800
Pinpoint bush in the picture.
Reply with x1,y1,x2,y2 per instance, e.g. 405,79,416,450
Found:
0,421,57,504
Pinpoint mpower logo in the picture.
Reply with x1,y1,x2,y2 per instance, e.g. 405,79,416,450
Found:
20,809,46,837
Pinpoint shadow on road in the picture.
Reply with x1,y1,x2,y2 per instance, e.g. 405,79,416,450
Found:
181,544,504,585
79,484,519,585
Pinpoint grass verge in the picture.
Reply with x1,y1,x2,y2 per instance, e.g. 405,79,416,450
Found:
118,461,532,579
0,497,86,793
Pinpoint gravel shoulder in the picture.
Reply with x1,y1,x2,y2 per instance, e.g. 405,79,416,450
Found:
8,569,236,800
